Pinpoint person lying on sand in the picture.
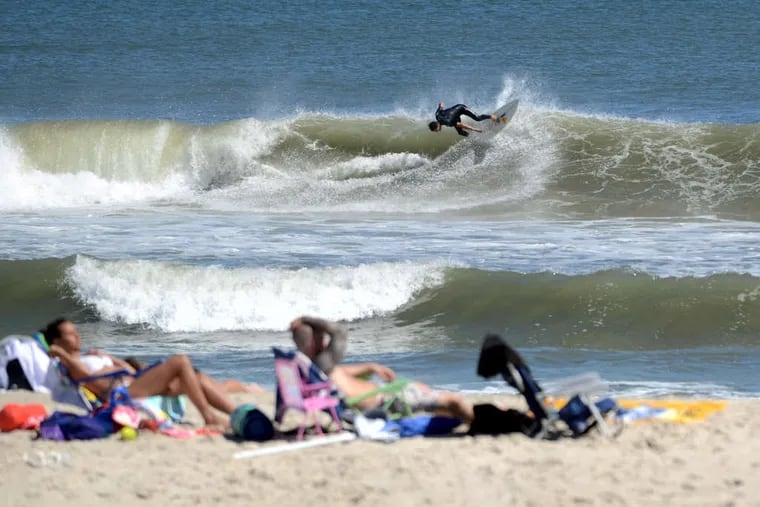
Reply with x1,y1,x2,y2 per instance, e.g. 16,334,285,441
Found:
330,361,475,423
290,316,474,423
42,318,235,428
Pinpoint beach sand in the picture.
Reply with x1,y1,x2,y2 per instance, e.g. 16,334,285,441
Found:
1,390,757,507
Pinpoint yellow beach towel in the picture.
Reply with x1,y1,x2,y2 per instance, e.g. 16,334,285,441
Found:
616,399,728,424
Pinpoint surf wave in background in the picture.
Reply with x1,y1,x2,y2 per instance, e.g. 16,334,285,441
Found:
64,255,447,332
2,106,758,219
3,256,759,350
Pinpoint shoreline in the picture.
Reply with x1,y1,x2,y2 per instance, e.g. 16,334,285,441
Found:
1,390,758,506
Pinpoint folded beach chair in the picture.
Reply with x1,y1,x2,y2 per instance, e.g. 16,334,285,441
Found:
476,334,618,439
272,347,343,440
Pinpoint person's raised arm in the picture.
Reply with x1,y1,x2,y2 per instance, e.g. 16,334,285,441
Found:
457,122,482,133
49,345,91,381
290,316,348,374
334,363,396,381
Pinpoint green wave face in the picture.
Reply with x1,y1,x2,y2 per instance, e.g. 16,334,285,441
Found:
3,257,759,350
397,268,760,349
0,257,94,336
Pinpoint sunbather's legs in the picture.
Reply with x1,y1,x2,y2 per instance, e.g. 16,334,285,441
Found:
432,392,474,423
165,372,242,413
196,373,236,414
127,355,223,426
217,378,265,394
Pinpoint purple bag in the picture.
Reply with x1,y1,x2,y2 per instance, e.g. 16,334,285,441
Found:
39,411,114,441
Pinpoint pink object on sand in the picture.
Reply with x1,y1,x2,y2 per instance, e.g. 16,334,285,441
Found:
274,358,343,440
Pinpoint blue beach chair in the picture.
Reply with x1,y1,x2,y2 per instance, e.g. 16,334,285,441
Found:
476,334,619,439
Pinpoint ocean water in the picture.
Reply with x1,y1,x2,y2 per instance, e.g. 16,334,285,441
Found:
1,1,759,397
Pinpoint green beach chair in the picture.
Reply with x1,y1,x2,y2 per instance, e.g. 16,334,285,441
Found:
343,379,414,420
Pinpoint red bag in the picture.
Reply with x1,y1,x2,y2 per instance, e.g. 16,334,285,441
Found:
0,403,48,431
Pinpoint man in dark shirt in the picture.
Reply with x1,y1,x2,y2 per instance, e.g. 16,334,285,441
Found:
428,102,497,136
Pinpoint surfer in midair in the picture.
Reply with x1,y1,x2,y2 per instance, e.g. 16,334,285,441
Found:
428,102,497,136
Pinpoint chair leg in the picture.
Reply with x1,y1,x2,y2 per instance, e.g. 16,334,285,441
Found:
296,418,306,441
582,395,612,437
330,408,342,432
312,411,324,436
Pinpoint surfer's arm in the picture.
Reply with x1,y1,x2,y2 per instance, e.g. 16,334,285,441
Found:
456,122,482,133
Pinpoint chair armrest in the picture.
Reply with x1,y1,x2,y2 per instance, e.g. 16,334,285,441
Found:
301,381,332,394
344,379,410,406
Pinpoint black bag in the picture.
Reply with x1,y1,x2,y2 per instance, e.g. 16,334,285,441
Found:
467,403,534,436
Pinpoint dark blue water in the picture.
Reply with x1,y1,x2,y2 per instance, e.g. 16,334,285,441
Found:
2,1,758,123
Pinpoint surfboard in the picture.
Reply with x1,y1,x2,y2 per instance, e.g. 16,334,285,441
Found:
481,99,519,136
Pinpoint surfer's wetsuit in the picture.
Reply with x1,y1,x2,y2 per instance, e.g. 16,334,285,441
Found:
435,104,492,136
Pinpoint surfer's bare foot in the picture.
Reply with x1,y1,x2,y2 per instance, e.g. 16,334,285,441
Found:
491,114,498,121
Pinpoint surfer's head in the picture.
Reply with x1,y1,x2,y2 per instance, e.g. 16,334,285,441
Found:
428,121,441,132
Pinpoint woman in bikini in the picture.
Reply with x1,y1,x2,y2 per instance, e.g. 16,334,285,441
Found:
42,318,235,427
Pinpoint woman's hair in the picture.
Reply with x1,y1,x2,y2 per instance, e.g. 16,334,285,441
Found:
428,121,439,132
124,357,147,371
41,317,67,344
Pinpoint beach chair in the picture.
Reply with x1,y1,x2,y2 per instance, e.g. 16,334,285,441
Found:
343,379,414,420
47,357,187,425
476,334,618,439
273,348,343,440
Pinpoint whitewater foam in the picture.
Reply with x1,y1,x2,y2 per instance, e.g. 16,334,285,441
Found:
65,255,450,332
2,107,757,218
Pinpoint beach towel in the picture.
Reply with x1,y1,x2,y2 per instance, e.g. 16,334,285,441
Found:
133,395,187,427
615,399,727,424
0,335,52,392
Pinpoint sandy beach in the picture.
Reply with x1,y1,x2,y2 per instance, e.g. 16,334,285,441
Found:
1,389,757,507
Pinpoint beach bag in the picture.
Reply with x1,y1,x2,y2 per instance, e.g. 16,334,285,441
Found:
231,404,274,442
466,403,534,436
38,411,115,441
0,403,48,432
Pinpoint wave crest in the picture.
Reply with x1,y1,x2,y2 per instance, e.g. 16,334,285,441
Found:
2,111,758,218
